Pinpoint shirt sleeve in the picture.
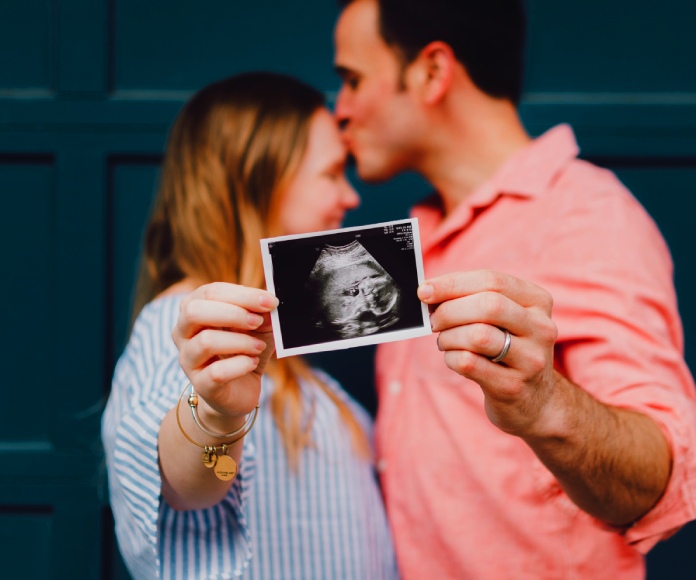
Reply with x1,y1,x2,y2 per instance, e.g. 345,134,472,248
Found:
101,297,256,579
540,171,696,551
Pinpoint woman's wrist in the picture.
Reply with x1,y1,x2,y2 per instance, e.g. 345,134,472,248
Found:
194,394,251,435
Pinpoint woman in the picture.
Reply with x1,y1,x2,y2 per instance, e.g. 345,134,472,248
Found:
102,72,398,580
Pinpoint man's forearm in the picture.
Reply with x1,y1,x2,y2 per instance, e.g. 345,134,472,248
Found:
523,371,672,526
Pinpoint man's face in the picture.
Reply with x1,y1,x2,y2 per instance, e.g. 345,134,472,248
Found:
333,0,421,183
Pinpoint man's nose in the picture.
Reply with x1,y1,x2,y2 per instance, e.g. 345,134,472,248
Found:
334,88,350,129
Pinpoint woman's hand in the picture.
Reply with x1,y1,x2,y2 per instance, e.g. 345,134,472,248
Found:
172,282,279,432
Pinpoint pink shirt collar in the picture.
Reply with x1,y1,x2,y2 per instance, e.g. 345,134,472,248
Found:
414,124,580,252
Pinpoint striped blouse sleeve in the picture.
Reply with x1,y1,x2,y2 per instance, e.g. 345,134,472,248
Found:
102,295,256,579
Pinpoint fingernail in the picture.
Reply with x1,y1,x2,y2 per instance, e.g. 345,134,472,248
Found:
253,339,266,352
429,313,438,331
418,283,434,301
247,313,264,327
259,293,279,308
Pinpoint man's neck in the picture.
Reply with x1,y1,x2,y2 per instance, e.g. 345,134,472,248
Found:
419,97,531,216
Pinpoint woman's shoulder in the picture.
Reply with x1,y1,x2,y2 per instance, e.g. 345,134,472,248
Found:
110,293,188,402
120,293,187,370
132,294,185,340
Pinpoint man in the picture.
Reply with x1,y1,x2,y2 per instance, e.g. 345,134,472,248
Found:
333,0,696,577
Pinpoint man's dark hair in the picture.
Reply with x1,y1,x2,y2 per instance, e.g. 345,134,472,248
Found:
338,0,527,104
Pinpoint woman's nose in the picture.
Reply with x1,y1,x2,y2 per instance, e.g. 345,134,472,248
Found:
342,181,360,209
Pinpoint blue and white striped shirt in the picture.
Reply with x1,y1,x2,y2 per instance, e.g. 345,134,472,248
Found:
102,294,399,579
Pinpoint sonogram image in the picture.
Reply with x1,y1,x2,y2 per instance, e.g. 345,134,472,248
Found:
306,240,402,339
261,218,430,355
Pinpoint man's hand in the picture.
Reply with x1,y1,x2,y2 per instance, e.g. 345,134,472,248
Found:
418,269,559,437
418,269,672,526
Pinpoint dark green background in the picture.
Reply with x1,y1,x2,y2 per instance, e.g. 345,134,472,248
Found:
1,1,695,578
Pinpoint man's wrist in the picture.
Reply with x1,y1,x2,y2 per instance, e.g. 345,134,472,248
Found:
519,370,580,445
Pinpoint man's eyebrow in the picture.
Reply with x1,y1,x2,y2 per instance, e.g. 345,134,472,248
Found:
334,65,355,79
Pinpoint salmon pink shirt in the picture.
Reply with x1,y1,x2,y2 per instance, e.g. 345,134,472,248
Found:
375,125,696,579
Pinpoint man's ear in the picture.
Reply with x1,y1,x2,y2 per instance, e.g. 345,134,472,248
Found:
408,41,456,105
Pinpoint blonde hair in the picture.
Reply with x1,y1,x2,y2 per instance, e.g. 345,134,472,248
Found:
133,72,367,467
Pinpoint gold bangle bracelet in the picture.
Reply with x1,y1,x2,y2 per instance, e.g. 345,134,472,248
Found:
175,382,259,481
186,383,257,439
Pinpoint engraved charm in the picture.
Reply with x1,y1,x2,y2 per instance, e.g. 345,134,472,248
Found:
214,455,237,481
202,446,217,468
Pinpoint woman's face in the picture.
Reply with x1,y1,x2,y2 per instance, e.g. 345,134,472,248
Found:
277,108,360,236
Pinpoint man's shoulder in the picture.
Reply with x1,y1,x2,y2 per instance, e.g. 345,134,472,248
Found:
551,156,635,205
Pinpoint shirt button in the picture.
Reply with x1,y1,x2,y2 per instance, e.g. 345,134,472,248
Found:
388,380,402,394
376,458,388,472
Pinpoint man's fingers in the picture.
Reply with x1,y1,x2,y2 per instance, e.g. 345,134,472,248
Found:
429,292,529,337
419,270,553,315
437,323,513,360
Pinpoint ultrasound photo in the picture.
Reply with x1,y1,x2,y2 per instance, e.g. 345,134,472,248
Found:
260,218,431,358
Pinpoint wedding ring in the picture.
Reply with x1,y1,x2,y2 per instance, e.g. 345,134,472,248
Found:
490,329,511,363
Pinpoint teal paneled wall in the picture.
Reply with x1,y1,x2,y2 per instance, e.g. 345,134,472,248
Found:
526,2,696,93
108,159,161,363
0,1,694,578
0,1,52,90
113,0,340,91
1,159,54,440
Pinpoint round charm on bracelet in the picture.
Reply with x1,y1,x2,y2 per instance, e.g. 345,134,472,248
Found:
175,383,260,482
214,455,237,481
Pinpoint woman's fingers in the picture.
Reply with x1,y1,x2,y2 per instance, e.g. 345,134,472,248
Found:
188,355,265,417
188,281,278,311
176,282,279,338
193,354,263,388
178,327,274,416
180,328,268,371
171,282,280,418
180,299,265,334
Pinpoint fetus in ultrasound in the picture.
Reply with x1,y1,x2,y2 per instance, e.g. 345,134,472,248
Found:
306,240,401,339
